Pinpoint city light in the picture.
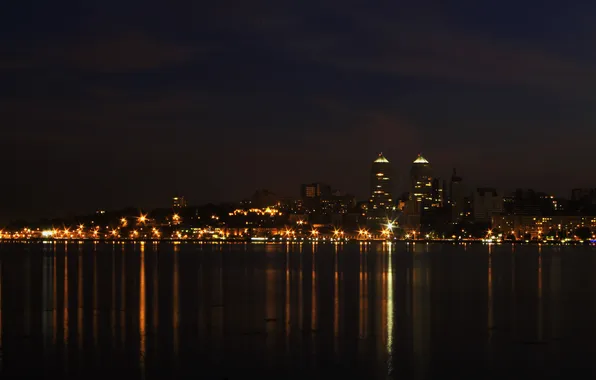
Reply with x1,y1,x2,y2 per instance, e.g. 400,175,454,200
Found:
1,152,595,245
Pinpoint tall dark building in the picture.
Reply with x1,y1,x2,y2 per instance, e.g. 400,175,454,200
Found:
450,169,465,222
431,178,446,208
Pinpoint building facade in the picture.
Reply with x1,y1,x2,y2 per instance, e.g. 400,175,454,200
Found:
367,153,394,227
472,188,503,223
172,196,187,209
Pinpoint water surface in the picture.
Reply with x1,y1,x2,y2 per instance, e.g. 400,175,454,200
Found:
0,241,595,379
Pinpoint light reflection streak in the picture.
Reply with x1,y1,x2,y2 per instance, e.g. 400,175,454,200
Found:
285,245,291,341
298,248,303,330
121,248,126,347
333,243,339,341
139,243,146,378
153,249,159,335
111,247,116,346
173,244,179,357
359,243,367,339
311,245,317,360
488,245,494,340
93,248,98,350
412,245,430,379
25,252,31,337
0,259,3,372
63,245,69,371
265,254,276,358
53,250,57,346
550,252,561,341
311,247,317,332
537,251,543,341
78,249,83,350
386,242,394,375
42,253,50,350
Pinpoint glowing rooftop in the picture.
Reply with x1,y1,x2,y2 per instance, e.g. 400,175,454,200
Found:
413,154,429,164
374,153,390,163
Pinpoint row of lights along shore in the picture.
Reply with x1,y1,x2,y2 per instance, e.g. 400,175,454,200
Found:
0,211,509,243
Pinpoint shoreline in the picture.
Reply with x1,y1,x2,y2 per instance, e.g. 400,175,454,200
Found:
0,238,593,246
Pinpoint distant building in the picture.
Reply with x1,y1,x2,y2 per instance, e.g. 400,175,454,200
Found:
492,214,596,240
431,177,446,208
300,183,355,225
472,188,503,223
300,183,331,214
449,168,466,223
570,188,596,214
571,188,596,203
504,189,557,216
301,183,331,200
172,196,187,209
251,189,278,208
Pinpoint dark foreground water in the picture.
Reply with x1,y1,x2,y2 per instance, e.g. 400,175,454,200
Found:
0,242,595,379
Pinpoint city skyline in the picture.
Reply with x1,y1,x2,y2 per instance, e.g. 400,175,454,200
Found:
0,150,591,223
2,1,596,222
2,150,592,226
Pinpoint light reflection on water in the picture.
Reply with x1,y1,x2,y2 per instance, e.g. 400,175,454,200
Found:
0,242,595,378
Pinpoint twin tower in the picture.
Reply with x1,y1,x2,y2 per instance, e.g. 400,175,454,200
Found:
368,153,433,228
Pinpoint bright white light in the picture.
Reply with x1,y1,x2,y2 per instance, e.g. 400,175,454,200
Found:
413,154,429,164
41,230,54,237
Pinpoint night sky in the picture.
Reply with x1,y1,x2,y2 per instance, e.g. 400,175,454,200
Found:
2,1,595,222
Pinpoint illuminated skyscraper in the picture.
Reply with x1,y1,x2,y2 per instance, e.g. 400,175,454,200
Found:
368,153,394,227
410,154,433,213
404,154,433,229
369,153,393,210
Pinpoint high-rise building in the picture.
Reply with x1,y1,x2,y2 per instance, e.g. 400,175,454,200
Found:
172,196,187,209
369,153,393,210
431,178,446,208
410,154,433,214
450,169,465,222
368,153,394,227
472,188,503,223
